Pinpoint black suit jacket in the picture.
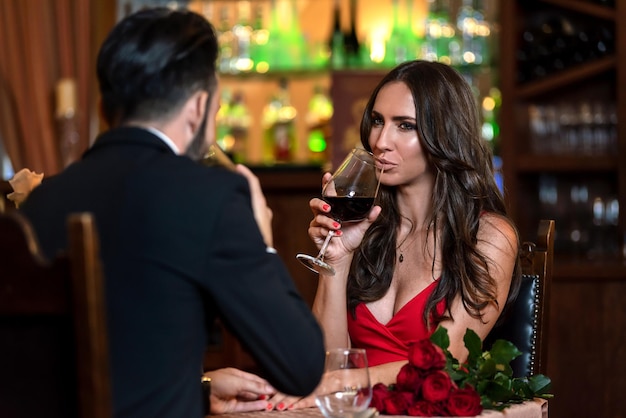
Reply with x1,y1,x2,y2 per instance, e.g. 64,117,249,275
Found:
21,127,325,418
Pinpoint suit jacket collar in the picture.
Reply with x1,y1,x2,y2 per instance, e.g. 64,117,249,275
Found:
85,126,177,158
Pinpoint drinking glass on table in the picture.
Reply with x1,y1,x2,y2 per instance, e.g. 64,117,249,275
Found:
296,148,382,275
315,348,372,418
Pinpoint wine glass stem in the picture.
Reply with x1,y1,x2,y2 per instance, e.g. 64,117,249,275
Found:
316,230,335,262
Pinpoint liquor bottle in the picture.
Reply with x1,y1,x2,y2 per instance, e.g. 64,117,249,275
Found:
232,1,254,73
217,6,235,73
385,0,421,66
227,91,251,163
456,0,489,66
216,90,251,163
328,0,346,69
249,4,270,73
266,0,285,71
262,78,297,164
216,89,233,153
384,0,406,66
344,0,361,68
306,85,334,164
285,0,306,70
423,0,455,64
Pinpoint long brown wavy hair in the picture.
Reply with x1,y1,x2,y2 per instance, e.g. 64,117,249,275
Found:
348,60,521,328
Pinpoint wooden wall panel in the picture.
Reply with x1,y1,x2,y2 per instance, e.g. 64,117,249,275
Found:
547,279,626,418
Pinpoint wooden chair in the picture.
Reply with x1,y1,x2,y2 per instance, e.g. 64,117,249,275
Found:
484,219,555,378
0,211,111,418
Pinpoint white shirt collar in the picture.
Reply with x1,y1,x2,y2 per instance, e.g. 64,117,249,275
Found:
145,127,180,154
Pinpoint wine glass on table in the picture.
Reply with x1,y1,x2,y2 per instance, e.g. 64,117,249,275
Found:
296,148,381,275
315,348,372,418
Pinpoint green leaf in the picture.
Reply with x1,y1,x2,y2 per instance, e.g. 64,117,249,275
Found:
527,374,553,396
430,326,554,411
481,381,517,403
489,339,522,364
430,325,450,350
464,328,483,364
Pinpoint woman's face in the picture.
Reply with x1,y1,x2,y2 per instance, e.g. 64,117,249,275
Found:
368,81,432,187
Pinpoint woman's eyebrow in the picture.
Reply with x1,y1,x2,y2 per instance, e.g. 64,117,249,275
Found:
390,115,416,122
371,109,415,120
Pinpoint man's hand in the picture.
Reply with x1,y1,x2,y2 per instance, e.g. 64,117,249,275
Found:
204,368,276,415
235,165,274,248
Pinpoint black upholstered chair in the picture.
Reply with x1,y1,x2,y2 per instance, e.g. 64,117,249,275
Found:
0,211,111,418
484,219,555,378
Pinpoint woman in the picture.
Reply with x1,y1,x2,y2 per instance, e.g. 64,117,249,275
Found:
309,60,521,388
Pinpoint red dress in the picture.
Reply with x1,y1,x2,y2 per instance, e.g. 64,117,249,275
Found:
347,280,446,367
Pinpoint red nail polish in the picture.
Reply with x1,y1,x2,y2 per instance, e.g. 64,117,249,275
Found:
277,403,285,411
336,230,342,236
333,222,340,228
323,204,330,211
258,394,267,400
266,404,273,411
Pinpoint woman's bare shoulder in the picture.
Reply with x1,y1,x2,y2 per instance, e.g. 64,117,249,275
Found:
478,212,519,257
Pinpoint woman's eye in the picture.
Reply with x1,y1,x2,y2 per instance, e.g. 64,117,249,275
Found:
399,122,416,131
372,116,384,126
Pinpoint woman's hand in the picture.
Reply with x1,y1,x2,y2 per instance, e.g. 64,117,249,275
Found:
204,367,276,415
307,173,381,265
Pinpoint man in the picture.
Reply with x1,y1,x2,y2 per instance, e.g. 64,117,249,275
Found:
21,7,325,417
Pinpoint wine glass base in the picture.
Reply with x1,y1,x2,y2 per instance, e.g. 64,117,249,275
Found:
296,254,336,276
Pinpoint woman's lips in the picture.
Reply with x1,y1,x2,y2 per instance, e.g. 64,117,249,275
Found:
376,158,395,171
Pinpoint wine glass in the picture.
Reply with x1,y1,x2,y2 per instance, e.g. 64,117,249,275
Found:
315,348,372,418
296,148,381,275
202,143,237,172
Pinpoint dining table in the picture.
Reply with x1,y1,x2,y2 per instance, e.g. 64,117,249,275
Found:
217,398,548,418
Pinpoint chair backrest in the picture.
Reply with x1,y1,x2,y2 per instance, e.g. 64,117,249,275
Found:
484,219,555,378
0,211,111,418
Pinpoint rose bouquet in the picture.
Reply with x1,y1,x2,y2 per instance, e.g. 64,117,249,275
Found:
371,326,553,417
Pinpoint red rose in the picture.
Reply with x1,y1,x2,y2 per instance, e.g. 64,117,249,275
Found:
421,370,453,402
408,339,446,371
371,383,391,413
446,387,483,416
396,364,423,394
383,390,414,415
407,400,446,417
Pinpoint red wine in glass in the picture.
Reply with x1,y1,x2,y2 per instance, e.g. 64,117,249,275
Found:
322,196,375,223
296,148,381,275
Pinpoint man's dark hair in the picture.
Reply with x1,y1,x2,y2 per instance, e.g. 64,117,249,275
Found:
96,7,219,127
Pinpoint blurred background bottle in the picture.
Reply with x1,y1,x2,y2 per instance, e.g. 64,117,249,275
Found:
456,0,489,66
216,89,251,163
249,3,270,73
328,0,346,69
217,6,235,73
343,0,361,68
306,85,334,165
231,1,254,73
422,0,456,64
262,78,297,164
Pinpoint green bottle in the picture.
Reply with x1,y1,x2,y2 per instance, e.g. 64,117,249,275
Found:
328,0,346,69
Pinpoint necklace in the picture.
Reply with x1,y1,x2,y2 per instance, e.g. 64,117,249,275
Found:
397,231,418,263
397,220,434,263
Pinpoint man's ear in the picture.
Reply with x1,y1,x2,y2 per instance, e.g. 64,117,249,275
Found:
203,91,221,146
185,90,209,134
